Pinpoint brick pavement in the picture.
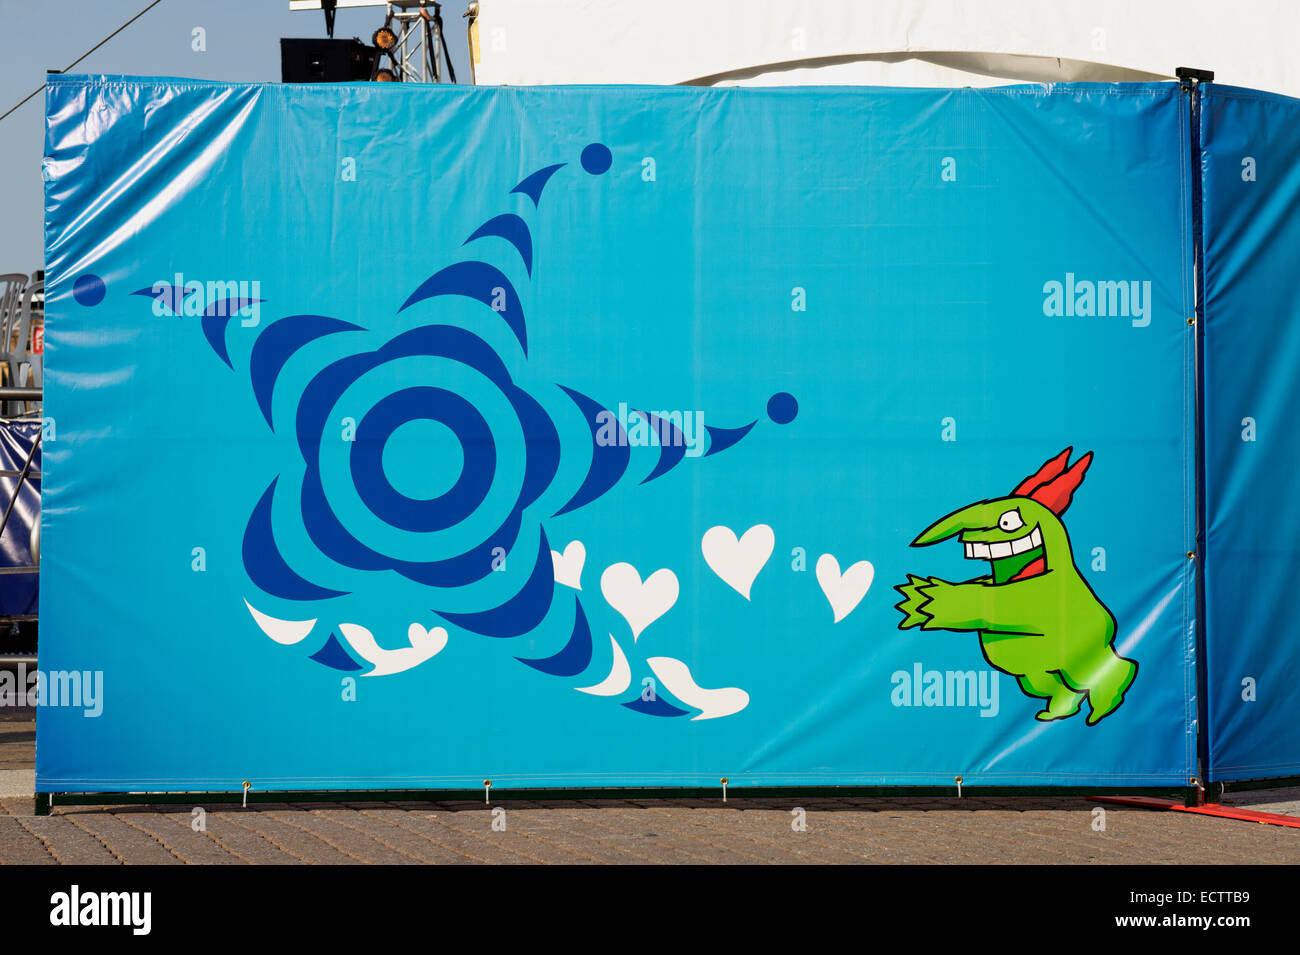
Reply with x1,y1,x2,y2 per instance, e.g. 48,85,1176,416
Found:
2,705,1299,864
0,706,35,770
0,794,1296,865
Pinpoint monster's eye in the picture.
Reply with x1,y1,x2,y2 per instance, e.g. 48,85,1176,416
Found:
998,509,1024,532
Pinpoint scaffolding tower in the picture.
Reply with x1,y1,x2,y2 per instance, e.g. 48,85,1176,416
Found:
290,0,465,83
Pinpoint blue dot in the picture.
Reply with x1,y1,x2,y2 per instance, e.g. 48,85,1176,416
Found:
73,274,105,307
767,392,798,424
581,143,612,175
383,418,464,501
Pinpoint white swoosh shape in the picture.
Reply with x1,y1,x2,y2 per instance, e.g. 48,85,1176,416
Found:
338,622,447,677
245,598,316,645
646,656,749,721
576,634,631,696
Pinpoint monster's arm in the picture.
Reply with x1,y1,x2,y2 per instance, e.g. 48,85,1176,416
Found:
895,575,1042,633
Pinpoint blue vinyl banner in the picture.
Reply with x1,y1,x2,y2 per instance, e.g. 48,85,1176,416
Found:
39,76,1196,791
1200,85,1300,781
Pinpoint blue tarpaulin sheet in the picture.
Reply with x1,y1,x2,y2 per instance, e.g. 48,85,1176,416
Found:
1200,85,1300,782
39,76,1203,791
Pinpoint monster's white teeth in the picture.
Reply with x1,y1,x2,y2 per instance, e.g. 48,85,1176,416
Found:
964,526,1042,560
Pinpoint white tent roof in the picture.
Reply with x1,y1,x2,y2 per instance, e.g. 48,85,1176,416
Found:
469,0,1299,96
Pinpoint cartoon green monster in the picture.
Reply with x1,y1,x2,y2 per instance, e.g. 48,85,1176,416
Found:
895,448,1137,725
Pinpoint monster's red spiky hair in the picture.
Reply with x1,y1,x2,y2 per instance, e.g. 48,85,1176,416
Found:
1011,447,1093,515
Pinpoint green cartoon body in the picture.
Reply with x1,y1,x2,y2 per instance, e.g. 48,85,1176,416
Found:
895,448,1137,725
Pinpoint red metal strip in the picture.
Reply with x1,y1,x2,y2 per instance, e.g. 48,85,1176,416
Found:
1088,795,1183,810
1179,803,1300,828
1088,795,1300,828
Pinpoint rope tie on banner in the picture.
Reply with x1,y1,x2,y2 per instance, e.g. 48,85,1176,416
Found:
242,780,251,808
483,779,492,804
720,777,728,803
955,775,963,798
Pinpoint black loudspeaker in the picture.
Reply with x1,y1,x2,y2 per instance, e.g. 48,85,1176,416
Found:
280,38,378,83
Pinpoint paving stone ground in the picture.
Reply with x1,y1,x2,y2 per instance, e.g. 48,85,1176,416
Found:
1,795,1297,865
2,710,1298,865
0,707,35,771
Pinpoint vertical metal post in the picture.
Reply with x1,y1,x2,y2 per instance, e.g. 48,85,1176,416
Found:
1176,66,1214,794
464,2,479,86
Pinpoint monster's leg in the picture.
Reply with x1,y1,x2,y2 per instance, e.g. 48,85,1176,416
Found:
1015,671,1085,721
1060,648,1138,725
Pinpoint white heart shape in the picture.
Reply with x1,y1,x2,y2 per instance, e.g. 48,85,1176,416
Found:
701,524,774,600
600,562,679,641
816,554,874,623
550,539,586,590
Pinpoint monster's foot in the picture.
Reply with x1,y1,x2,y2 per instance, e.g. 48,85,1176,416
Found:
1082,655,1139,725
1034,697,1084,721
1016,672,1085,721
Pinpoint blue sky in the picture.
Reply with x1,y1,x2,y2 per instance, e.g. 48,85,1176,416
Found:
0,0,471,272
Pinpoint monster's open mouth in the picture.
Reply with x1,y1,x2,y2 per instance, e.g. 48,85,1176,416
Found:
960,527,1046,583
962,527,1042,560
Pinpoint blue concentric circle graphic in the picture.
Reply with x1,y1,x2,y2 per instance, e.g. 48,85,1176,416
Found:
351,386,496,532
380,416,463,501
179,143,795,716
